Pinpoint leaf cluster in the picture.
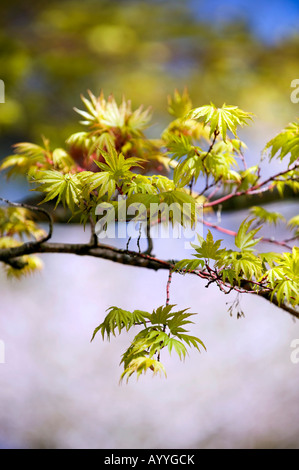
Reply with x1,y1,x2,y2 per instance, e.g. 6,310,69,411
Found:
91,304,205,383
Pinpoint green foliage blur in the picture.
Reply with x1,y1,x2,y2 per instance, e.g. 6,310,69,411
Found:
0,0,298,147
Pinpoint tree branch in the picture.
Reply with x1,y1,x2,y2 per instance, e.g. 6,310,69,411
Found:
0,198,298,320
0,234,298,320
204,162,299,208
201,219,294,250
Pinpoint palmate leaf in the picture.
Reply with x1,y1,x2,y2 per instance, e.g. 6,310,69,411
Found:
150,305,198,332
288,215,299,228
271,172,299,197
249,206,285,226
91,307,133,341
167,337,188,360
167,312,197,336
288,215,299,235
120,357,167,383
172,156,202,188
91,306,150,341
143,330,170,357
272,279,299,306
127,188,199,228
235,218,262,252
264,248,299,306
219,267,236,286
122,175,158,196
150,304,176,325
237,165,259,191
86,145,145,197
31,170,82,212
166,134,196,162
259,252,281,270
188,103,253,142
150,175,176,193
119,328,168,370
264,120,299,165
160,189,199,224
80,170,116,199
93,142,144,174
167,88,193,119
264,266,286,286
174,333,206,353
192,230,223,261
172,258,204,273
278,248,299,280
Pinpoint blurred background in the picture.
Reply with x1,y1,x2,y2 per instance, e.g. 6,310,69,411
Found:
0,0,299,449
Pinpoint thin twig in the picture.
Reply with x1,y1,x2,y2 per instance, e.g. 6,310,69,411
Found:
143,221,153,255
204,162,299,208
201,218,294,250
137,223,142,254
166,269,172,306
89,215,98,247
